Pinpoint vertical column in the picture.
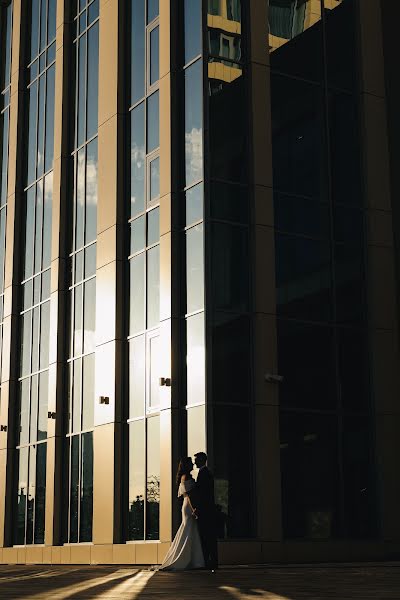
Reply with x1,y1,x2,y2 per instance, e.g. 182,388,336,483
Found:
92,0,123,550
0,0,25,549
359,0,400,541
45,0,70,549
249,0,282,544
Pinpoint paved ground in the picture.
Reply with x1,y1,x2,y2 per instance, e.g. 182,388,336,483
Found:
0,563,400,599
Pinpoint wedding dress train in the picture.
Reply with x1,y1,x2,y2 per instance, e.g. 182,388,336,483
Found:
159,479,205,571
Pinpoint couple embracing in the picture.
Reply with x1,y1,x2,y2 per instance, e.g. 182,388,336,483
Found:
160,452,218,571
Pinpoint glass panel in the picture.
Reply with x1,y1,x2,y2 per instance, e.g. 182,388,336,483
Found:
334,244,365,325
80,431,93,541
128,420,145,540
84,244,96,279
184,0,202,65
275,234,332,322
77,35,87,148
148,335,160,410
131,102,146,217
27,82,38,185
131,216,146,255
69,435,79,542
147,0,159,23
31,0,40,61
82,353,95,430
72,358,82,433
34,181,44,275
147,207,159,246
23,280,33,311
37,74,45,178
149,26,159,85
212,313,250,404
210,181,249,224
214,407,252,537
147,91,159,153
37,370,49,441
40,0,47,52
34,276,40,310
39,300,50,369
42,172,53,269
88,0,99,24
268,0,323,82
130,253,145,334
186,312,205,406
274,193,329,239
280,412,340,539
45,65,55,172
337,328,369,412
186,183,203,227
146,246,159,329
0,211,6,293
34,442,47,543
21,311,32,378
85,138,98,244
76,149,85,250
74,284,83,356
31,307,40,374
129,335,145,418
47,0,57,43
75,250,84,283
185,60,203,187
41,269,51,300
325,0,356,91
87,22,99,140
26,445,36,544
149,157,160,201
1,111,9,207
30,375,39,445
277,319,336,409
19,379,30,447
131,0,145,105
15,447,29,545
186,224,204,313
146,415,160,540
187,405,206,478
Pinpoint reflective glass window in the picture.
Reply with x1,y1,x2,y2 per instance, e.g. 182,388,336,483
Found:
131,0,146,104
149,26,159,86
185,60,203,186
184,0,202,65
131,102,146,217
129,335,146,418
186,313,205,406
147,91,159,153
186,224,204,314
146,245,159,328
146,416,160,540
128,420,145,540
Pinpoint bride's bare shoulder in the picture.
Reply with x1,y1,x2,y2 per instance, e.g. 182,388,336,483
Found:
180,474,188,482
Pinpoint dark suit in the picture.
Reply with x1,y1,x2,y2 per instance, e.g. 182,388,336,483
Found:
194,467,218,569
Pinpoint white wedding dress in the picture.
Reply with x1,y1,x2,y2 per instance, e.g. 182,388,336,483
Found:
159,479,205,571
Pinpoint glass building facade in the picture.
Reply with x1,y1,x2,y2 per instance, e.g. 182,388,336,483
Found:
1,0,400,564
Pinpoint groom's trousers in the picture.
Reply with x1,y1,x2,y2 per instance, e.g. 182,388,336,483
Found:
198,516,218,569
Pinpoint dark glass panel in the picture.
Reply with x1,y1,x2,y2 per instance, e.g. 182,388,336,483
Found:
147,207,159,246
271,74,325,199
150,26,159,85
342,416,377,538
39,51,46,74
147,0,159,23
26,445,36,544
87,22,99,140
274,193,330,239
85,138,98,244
186,183,203,227
31,0,40,61
74,283,83,357
146,416,160,540
129,335,145,418
72,358,82,433
84,243,96,278
19,379,30,447
45,65,55,172
148,334,160,410
34,442,47,543
214,407,252,537
131,0,145,105
42,172,53,269
79,12,86,35
1,111,9,207
209,73,246,184
147,91,159,152
88,0,99,24
128,420,145,540
83,278,96,354
27,82,38,185
4,4,13,87
333,205,363,246
337,328,369,412
149,156,160,201
280,412,340,539
76,149,85,250
131,216,146,255
37,370,49,441
37,74,45,178
208,29,242,63
184,0,202,65
186,223,204,313
69,435,79,542
334,244,365,325
24,188,35,278
30,60,38,82
15,447,29,544
186,312,205,406
34,181,44,274
39,300,50,369
269,0,323,82
130,253,145,334
131,102,145,218
275,234,332,321
325,0,356,91
211,223,249,312
82,353,95,431
40,0,47,52
21,311,32,378
328,92,362,206
77,35,87,148
146,245,160,328
185,60,203,186
212,313,250,404
210,181,248,224
277,319,336,409
80,432,93,541
48,0,57,43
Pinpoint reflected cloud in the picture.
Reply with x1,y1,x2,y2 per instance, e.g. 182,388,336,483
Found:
185,127,203,183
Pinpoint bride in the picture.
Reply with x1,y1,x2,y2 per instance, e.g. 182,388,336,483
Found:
159,457,205,570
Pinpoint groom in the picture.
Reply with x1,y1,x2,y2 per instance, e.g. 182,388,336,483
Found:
193,452,218,570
